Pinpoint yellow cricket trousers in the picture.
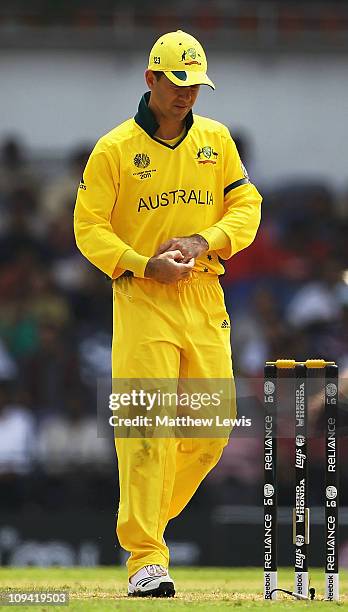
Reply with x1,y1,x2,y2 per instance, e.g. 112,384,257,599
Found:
112,271,235,578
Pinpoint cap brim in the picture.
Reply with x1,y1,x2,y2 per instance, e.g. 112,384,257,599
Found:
165,70,215,90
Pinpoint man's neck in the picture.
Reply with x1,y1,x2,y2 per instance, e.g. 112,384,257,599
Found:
148,99,185,140
154,121,185,140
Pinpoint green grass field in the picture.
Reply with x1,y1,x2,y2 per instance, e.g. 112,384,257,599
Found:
0,567,347,610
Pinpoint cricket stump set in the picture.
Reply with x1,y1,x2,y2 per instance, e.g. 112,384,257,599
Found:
263,359,339,601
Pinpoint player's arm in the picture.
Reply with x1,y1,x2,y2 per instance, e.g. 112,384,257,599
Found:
74,141,193,283
156,129,262,262
198,128,262,259
74,141,149,278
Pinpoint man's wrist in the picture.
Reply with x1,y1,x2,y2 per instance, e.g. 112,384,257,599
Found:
144,257,155,278
192,234,209,250
118,249,150,278
197,227,229,252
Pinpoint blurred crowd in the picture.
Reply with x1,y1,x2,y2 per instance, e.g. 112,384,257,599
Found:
0,134,347,512
2,0,347,34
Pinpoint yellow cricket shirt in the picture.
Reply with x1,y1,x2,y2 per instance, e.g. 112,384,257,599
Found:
74,92,262,279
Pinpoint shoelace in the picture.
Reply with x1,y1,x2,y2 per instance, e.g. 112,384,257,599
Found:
146,564,166,576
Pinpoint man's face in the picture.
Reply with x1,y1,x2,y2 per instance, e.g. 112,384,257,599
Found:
146,71,200,121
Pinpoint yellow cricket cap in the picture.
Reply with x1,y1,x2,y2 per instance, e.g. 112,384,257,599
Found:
148,30,215,90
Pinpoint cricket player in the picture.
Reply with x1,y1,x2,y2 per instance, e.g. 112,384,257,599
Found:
74,30,262,597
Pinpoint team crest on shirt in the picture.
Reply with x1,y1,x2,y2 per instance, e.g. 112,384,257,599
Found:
133,153,157,180
196,146,218,165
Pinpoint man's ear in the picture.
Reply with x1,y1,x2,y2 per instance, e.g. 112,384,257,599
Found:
145,70,155,90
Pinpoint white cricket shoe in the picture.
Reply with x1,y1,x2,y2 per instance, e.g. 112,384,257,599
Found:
128,564,175,597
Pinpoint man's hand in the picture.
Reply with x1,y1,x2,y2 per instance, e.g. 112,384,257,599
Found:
156,234,209,263
145,250,194,284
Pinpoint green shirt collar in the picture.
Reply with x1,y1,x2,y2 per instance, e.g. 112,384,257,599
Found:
134,91,194,138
